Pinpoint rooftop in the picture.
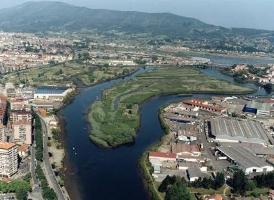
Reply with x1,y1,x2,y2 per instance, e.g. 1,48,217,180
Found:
217,144,271,169
246,101,272,111
210,117,270,145
35,86,68,95
171,143,200,154
0,142,16,150
149,151,176,159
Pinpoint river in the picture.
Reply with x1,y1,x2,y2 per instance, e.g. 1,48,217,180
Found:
61,56,274,200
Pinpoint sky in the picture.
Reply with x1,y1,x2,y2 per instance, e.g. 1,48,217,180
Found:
1,0,274,30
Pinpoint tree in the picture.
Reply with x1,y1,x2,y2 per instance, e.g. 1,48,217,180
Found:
231,170,248,195
165,178,192,200
16,187,28,200
158,175,176,192
42,188,57,200
214,172,225,189
254,171,274,188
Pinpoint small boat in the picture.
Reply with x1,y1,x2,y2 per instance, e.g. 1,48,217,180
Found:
72,147,75,151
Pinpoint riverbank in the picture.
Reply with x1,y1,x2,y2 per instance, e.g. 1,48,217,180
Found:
88,66,253,148
138,102,182,200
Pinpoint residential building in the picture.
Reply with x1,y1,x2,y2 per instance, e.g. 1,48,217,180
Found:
10,111,32,123
10,98,30,111
0,96,7,125
12,120,32,145
10,111,32,145
0,142,18,177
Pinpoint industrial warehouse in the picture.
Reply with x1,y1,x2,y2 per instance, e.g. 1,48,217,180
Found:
216,144,274,175
209,117,272,145
148,96,274,199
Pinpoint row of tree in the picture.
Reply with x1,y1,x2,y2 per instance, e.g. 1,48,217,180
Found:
0,178,30,200
228,170,274,196
34,114,43,161
158,170,274,199
36,165,57,200
190,172,225,189
158,176,193,200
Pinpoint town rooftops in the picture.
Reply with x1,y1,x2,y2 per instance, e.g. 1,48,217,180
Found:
149,151,176,159
18,144,29,153
35,86,68,95
0,142,16,150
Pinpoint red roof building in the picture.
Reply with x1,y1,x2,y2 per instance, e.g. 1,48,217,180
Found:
183,99,226,113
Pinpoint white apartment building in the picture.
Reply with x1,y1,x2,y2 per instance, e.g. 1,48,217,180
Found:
0,142,18,177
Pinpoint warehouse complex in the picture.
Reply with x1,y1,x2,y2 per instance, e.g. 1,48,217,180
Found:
217,144,274,175
209,117,271,145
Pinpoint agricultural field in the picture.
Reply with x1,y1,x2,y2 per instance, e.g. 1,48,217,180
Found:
1,61,137,86
89,66,253,147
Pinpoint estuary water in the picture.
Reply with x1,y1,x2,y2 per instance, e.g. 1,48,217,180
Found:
61,56,274,200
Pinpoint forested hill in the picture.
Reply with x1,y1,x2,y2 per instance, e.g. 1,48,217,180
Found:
0,1,273,52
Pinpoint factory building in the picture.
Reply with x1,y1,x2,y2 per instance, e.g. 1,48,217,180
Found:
209,117,271,145
243,101,272,117
216,145,273,175
34,86,73,101
182,99,226,113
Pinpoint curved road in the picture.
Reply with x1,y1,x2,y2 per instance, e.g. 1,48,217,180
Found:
40,116,67,200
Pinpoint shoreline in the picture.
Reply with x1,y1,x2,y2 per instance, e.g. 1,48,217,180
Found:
56,66,144,199
137,91,256,200
57,64,258,199
88,88,255,149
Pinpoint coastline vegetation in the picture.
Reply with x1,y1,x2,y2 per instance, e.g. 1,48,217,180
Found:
89,66,253,147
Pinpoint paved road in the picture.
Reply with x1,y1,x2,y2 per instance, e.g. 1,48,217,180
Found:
40,116,66,200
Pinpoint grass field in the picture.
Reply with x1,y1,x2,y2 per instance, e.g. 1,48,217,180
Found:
1,61,137,86
89,66,253,147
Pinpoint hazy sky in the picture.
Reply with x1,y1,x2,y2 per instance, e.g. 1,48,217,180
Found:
1,0,274,30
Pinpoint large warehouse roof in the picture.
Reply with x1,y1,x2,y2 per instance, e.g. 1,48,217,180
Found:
35,86,68,95
210,118,270,145
217,145,271,170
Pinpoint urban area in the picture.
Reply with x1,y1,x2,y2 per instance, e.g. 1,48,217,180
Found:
0,30,274,200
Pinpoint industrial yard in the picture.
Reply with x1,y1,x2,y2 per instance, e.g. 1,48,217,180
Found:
148,95,274,199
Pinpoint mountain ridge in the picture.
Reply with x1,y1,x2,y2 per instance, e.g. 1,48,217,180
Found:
0,1,273,52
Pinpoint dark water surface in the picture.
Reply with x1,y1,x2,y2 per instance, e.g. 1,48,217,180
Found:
62,56,274,200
